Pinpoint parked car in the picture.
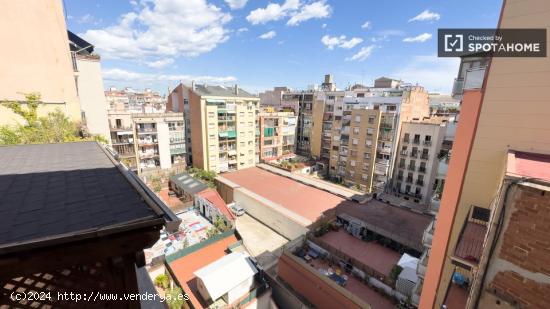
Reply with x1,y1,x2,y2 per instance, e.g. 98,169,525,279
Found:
229,202,245,216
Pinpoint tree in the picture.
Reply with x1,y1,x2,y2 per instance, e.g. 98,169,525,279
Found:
154,274,170,289
187,167,217,188
165,286,185,309
1,93,105,145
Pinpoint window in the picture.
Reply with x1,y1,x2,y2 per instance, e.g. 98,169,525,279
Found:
368,116,375,124
353,127,360,134
350,160,356,167
404,133,410,142
387,105,396,111
365,139,373,147
362,174,368,180
357,93,365,98
364,153,370,159
363,163,369,170
115,119,122,128
367,128,374,135
208,112,215,118
354,115,361,123
352,138,358,145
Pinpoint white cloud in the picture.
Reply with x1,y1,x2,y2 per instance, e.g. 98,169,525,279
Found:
78,14,102,25
393,55,459,93
361,21,371,29
371,29,405,42
103,68,237,84
403,33,432,43
246,0,300,25
287,0,331,26
259,30,277,39
237,27,249,33
321,23,327,28
346,45,375,61
246,0,330,26
409,10,440,22
146,58,175,68
321,35,363,50
81,0,232,61
225,0,248,10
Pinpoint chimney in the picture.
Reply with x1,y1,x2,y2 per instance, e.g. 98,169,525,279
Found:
191,80,195,91
234,84,239,95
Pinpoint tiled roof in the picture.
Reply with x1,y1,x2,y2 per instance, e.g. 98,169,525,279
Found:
168,232,239,309
196,188,235,221
192,84,257,99
0,142,161,251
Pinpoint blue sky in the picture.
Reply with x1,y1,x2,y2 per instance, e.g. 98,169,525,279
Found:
65,0,502,95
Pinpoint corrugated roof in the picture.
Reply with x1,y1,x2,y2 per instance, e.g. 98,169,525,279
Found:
194,252,257,300
0,142,161,250
192,84,257,99
170,173,209,195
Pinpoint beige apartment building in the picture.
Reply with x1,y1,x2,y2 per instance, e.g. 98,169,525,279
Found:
258,109,297,161
169,83,259,173
420,1,550,308
108,112,185,173
0,0,81,125
392,119,446,205
325,83,430,193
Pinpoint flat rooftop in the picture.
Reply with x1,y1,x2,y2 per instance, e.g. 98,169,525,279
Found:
318,229,401,276
219,167,345,222
336,199,433,251
0,142,164,251
168,232,239,309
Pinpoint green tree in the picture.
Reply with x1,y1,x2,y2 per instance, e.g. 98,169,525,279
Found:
187,167,217,188
154,274,170,289
1,93,104,145
166,286,185,309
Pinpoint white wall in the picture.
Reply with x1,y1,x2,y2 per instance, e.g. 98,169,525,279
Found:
227,276,255,304
157,122,171,169
76,57,110,142
233,188,308,240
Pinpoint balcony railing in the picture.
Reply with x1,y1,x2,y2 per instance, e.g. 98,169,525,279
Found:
397,175,403,181
452,78,465,97
416,179,424,186
408,165,416,171
418,166,427,173
423,140,432,146
421,154,429,160
399,163,406,168
403,138,409,143
410,152,418,158
423,220,435,247
406,177,413,183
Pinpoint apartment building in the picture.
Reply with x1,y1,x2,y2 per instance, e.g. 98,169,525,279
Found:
167,83,193,163
310,90,345,163
105,87,166,113
0,0,81,125
420,2,550,308
281,90,315,156
258,110,297,161
392,119,446,205
169,83,259,173
68,31,111,142
327,83,430,193
108,112,185,173
259,86,290,107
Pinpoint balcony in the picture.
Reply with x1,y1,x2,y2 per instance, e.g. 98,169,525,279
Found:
408,165,416,171
397,175,403,181
418,166,427,173
423,140,432,147
417,251,429,278
421,154,429,160
403,138,409,144
423,220,435,247
453,219,488,266
380,122,393,130
400,150,408,156
452,77,465,97
406,177,413,183
412,139,420,145
377,146,392,155
137,127,157,134
410,151,418,158
416,179,424,186
399,163,406,169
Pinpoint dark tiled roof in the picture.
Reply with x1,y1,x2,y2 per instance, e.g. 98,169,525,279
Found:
170,173,209,195
0,142,159,250
192,84,257,99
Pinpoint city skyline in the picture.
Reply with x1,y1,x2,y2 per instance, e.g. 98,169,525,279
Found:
65,0,501,95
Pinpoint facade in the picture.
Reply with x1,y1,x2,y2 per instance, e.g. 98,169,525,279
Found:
168,83,193,163
327,85,430,193
69,31,111,142
281,90,315,156
0,0,81,125
105,87,166,113
107,112,185,172
170,83,260,173
392,119,446,205
258,110,297,161
420,2,550,308
259,86,289,107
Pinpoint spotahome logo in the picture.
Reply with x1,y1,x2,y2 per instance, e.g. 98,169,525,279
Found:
438,29,546,57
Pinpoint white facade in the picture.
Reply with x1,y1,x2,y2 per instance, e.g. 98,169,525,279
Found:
75,56,111,142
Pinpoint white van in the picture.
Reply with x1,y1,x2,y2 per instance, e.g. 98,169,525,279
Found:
228,202,245,216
